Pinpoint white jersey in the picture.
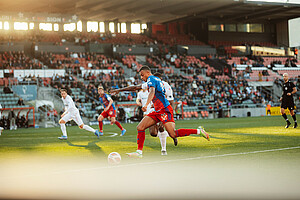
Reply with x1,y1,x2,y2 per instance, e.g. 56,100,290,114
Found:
62,95,78,114
140,83,154,114
137,90,149,107
162,81,174,101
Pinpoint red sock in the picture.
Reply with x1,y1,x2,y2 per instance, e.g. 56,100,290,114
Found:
175,129,197,137
137,130,145,151
98,121,103,132
115,121,123,130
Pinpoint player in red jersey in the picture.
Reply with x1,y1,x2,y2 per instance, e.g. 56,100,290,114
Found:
97,86,126,136
111,66,209,158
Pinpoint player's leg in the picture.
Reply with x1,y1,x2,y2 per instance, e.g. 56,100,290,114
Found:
75,112,100,138
110,116,126,136
127,116,157,158
164,122,210,141
97,113,106,135
149,122,168,155
281,107,291,128
58,113,71,139
290,109,297,128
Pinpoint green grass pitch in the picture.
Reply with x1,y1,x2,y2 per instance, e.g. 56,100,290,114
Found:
0,115,299,162
0,115,300,200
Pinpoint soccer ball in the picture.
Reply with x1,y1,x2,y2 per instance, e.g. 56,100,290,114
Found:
108,152,121,165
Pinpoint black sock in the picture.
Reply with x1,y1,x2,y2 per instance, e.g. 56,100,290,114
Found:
282,114,288,120
292,114,297,123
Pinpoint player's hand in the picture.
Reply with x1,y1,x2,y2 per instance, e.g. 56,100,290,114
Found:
61,113,65,118
137,102,142,107
287,93,291,96
142,106,147,112
279,97,282,101
110,90,119,95
104,108,108,112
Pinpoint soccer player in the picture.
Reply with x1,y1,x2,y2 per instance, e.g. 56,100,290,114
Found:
97,86,126,136
137,81,170,155
111,66,209,158
0,103,3,135
58,89,100,140
280,73,297,128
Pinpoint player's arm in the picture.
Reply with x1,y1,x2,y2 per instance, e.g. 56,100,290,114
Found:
142,87,155,112
110,84,142,95
136,97,142,107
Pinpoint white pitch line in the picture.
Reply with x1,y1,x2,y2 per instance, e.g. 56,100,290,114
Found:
52,145,300,173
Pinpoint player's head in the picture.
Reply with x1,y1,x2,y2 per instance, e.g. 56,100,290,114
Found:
98,86,104,96
153,72,162,80
60,89,67,98
139,65,152,82
283,73,289,82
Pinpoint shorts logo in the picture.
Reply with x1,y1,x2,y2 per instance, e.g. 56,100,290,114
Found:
161,113,168,121
109,111,113,115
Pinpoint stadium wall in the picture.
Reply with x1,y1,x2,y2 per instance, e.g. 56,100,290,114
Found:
276,20,289,47
231,108,266,117
208,32,275,43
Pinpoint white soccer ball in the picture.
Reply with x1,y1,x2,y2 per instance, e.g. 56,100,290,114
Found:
108,152,121,165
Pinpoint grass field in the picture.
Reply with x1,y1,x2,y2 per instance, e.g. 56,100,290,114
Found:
0,115,300,200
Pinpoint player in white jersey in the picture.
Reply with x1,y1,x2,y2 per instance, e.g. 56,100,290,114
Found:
0,103,3,135
137,83,154,115
58,89,100,140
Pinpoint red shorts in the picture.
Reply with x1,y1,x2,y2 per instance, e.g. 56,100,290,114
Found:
147,105,174,124
101,109,116,118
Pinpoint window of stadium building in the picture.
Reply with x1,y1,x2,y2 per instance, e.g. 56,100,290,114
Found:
249,24,263,33
121,23,126,33
225,24,236,32
208,24,224,32
64,23,76,32
77,21,82,32
54,24,59,31
87,21,98,32
131,23,141,34
99,22,105,33
29,23,34,30
4,21,9,30
14,22,28,30
39,23,52,31
109,22,115,33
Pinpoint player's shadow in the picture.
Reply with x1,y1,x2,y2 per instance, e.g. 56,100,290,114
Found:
66,140,105,157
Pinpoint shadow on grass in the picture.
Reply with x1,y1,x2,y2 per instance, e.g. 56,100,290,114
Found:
66,140,106,157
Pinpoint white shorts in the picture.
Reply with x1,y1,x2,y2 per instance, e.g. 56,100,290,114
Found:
61,110,83,126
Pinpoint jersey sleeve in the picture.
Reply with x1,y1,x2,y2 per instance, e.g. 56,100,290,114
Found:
137,91,141,100
291,82,296,88
147,76,156,88
104,93,112,101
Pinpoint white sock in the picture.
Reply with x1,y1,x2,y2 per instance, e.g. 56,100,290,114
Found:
83,125,96,133
136,150,142,154
158,131,168,151
60,123,67,137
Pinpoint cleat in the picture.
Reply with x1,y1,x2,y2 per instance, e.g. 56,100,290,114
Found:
198,126,210,141
172,138,178,146
285,121,291,128
94,130,100,138
0,127,3,135
294,123,298,128
161,150,167,156
121,129,126,136
58,135,68,140
126,151,143,158
99,131,103,136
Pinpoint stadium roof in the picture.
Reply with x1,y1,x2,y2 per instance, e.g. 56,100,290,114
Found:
1,0,300,24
